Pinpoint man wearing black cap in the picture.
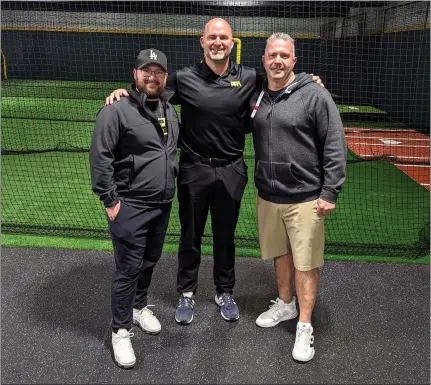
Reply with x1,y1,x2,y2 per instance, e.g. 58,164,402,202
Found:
90,48,179,368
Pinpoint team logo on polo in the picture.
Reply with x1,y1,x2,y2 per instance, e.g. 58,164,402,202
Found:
150,50,157,60
230,81,242,87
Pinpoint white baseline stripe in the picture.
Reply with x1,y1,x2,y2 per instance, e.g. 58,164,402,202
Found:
346,135,429,141
350,142,430,148
394,163,430,168
361,154,428,160
344,128,417,132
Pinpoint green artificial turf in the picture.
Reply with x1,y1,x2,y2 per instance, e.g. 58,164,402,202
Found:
2,79,128,100
0,151,258,246
2,97,103,121
1,233,428,264
336,104,387,114
3,96,388,123
1,80,429,259
2,118,93,152
2,150,429,257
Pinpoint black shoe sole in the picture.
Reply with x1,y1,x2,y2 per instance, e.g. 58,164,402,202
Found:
110,350,135,369
292,357,312,364
115,361,135,369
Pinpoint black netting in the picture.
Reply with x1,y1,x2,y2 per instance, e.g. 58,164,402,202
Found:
2,1,429,257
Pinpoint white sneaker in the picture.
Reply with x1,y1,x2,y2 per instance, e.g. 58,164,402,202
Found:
112,329,136,368
133,306,161,334
292,323,315,362
255,297,298,328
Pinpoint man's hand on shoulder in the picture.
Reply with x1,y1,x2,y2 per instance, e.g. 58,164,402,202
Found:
105,89,129,105
311,74,325,88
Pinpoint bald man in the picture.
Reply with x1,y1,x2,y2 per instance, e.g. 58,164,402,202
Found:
105,18,323,325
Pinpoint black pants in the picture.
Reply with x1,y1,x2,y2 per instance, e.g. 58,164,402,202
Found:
108,201,172,330
177,157,248,295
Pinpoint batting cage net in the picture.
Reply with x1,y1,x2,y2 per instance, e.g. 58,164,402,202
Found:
2,1,430,257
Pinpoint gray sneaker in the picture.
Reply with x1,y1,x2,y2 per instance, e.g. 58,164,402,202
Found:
215,293,239,321
174,294,195,324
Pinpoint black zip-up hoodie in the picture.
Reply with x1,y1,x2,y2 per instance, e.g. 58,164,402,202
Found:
250,72,347,204
90,88,180,208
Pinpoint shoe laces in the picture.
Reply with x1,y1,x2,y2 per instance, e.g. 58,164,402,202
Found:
178,296,193,308
267,298,285,313
139,305,155,319
219,293,236,309
296,325,313,345
118,330,134,340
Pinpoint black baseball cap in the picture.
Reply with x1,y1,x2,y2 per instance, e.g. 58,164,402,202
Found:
135,48,168,72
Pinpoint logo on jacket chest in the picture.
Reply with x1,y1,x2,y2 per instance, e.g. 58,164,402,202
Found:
230,80,242,87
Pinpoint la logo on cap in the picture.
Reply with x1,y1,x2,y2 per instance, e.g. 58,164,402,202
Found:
150,50,157,60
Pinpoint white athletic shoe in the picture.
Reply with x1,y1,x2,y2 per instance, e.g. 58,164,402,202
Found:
292,323,315,362
112,328,136,368
255,297,298,328
133,306,162,334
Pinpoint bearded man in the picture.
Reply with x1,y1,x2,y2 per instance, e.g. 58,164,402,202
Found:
90,48,179,368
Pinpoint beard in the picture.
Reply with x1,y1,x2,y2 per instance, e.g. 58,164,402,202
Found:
136,80,163,98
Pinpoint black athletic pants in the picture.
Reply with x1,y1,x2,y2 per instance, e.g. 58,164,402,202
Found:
177,156,248,295
108,201,171,330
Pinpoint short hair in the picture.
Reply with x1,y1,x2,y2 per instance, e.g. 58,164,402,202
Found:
266,32,295,56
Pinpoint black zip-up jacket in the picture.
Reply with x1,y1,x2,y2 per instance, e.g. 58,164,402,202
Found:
90,88,180,208
167,60,258,159
250,72,347,204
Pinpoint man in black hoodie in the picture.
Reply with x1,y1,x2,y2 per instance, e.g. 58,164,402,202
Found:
90,48,180,369
250,33,347,363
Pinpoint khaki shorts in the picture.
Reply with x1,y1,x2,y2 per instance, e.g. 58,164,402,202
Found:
256,196,325,271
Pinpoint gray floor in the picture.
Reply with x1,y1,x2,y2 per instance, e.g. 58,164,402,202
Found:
1,246,429,384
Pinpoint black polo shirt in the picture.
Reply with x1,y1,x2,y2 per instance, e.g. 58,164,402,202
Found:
166,59,262,159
